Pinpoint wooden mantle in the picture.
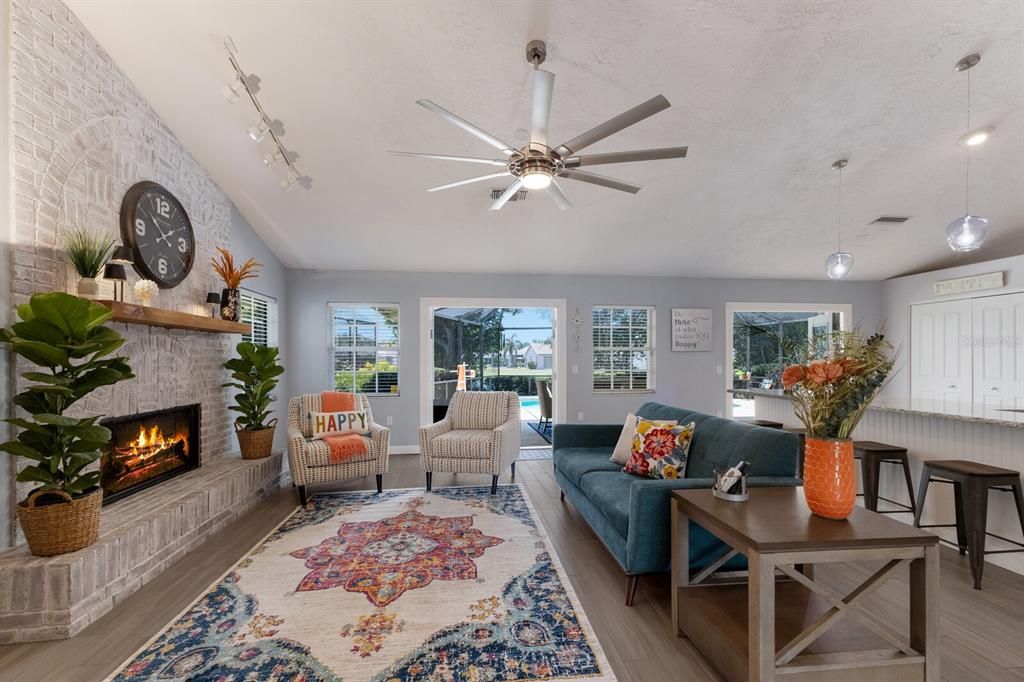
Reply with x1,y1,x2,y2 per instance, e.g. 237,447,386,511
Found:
96,300,250,334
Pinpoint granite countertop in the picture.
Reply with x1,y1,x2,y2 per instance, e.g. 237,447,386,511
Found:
728,387,1024,428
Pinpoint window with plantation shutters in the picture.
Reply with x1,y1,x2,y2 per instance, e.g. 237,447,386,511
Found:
329,303,399,396
240,291,277,348
592,306,654,392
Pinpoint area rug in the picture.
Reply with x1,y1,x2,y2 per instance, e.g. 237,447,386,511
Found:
519,447,553,461
108,485,615,681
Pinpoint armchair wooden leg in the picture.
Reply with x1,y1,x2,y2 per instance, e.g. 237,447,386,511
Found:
425,472,432,492
559,489,565,501
491,475,499,495
298,485,308,507
375,474,383,494
510,461,516,480
625,575,640,606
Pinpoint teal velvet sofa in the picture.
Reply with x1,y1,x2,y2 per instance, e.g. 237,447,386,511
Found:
552,402,799,605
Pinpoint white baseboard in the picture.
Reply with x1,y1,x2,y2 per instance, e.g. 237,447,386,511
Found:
391,445,419,455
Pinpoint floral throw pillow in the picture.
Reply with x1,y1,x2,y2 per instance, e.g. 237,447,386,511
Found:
623,419,696,479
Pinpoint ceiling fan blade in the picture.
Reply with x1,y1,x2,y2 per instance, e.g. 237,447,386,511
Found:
547,179,572,210
427,172,510,193
390,151,508,166
416,99,518,156
531,69,555,147
554,95,671,156
559,169,641,194
562,146,687,168
489,178,524,211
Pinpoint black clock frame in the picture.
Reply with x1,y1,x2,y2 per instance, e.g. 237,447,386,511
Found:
119,180,196,289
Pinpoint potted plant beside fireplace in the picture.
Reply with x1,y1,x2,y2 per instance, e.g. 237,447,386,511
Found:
0,293,134,556
224,341,284,459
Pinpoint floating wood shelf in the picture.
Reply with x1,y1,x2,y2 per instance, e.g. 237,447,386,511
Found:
96,300,250,334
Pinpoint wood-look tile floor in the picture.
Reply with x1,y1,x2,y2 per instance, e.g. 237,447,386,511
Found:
2,454,1023,681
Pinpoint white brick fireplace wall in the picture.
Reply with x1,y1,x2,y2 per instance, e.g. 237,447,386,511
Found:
0,0,284,641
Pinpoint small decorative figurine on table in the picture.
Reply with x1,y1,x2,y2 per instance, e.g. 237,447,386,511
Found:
133,279,158,307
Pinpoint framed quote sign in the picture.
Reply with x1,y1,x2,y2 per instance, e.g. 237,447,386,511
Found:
672,308,712,351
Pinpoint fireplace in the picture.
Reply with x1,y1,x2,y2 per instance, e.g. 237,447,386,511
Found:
100,404,201,505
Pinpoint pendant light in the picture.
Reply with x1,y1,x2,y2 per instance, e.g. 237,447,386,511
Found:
825,159,853,280
945,53,990,252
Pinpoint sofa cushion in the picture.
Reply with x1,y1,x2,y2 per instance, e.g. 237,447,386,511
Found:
451,392,509,430
431,429,494,459
553,447,621,486
577,471,632,539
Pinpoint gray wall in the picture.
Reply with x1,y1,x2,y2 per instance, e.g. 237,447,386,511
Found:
231,205,289,452
286,269,885,447
880,254,1024,397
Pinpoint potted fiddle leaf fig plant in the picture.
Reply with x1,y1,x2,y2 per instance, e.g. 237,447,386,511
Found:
224,341,284,459
0,293,134,556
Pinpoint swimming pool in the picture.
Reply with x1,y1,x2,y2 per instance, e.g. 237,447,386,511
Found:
520,396,540,408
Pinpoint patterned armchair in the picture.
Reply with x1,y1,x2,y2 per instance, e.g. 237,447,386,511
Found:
287,393,390,505
419,391,521,494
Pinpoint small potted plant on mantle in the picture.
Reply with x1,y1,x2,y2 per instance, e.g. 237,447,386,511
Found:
210,247,261,322
62,226,116,299
224,341,284,459
0,293,134,556
782,330,896,520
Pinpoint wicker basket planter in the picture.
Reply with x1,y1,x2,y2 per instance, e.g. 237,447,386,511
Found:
16,488,102,556
236,419,277,459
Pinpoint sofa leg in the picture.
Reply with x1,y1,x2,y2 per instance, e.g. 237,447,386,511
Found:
491,475,499,495
425,472,432,492
298,485,308,507
625,575,640,606
559,489,565,501
510,461,516,480
375,474,383,494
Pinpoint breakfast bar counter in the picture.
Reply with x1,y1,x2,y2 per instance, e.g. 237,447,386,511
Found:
730,388,1024,575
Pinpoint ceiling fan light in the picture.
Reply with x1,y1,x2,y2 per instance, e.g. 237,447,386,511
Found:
825,251,853,280
945,215,989,251
521,170,552,190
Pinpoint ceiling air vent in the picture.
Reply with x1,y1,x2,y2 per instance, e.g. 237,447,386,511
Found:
490,188,528,202
870,216,910,224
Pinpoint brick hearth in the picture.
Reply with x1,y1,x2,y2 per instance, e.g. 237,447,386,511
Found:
0,453,283,644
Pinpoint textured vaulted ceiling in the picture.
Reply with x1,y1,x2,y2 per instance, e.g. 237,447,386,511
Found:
67,0,1023,280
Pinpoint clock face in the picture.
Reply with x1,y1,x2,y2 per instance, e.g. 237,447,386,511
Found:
119,181,195,288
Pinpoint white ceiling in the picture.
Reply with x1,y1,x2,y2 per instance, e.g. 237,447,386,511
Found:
67,0,1024,280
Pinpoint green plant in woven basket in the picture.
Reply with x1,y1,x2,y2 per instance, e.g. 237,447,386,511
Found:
62,226,116,279
223,342,284,431
0,292,135,498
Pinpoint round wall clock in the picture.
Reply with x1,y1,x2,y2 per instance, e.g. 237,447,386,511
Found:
119,181,196,289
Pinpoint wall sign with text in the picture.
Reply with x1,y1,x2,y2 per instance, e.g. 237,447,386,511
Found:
672,308,712,351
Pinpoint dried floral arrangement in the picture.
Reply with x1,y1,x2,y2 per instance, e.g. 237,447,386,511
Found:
211,247,261,289
782,330,897,440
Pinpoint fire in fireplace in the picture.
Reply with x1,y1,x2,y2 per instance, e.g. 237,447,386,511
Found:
100,404,201,505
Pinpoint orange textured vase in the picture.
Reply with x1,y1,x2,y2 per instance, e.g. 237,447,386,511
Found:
803,437,856,520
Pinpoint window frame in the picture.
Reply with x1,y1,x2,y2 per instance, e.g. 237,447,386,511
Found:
591,304,656,393
327,302,401,397
239,289,278,348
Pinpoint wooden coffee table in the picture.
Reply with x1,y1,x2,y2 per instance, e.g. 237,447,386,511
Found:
671,487,939,682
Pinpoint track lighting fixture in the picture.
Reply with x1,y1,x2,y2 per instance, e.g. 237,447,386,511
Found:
219,35,311,191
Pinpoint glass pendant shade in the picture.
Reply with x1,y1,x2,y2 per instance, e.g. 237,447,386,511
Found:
825,251,854,280
945,214,989,252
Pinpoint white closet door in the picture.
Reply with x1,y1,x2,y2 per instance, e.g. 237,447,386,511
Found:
972,292,1024,417
911,299,973,413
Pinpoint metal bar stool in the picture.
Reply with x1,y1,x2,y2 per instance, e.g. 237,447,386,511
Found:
853,441,916,515
913,460,1024,589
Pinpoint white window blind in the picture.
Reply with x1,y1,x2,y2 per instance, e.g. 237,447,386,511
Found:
240,290,277,348
592,306,654,391
329,303,399,396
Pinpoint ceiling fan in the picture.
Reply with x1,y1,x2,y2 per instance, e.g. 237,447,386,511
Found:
391,40,688,211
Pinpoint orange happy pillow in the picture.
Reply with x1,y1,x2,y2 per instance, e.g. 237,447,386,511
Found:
309,410,371,439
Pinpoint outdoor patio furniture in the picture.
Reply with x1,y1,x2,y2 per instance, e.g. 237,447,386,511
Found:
536,378,553,434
